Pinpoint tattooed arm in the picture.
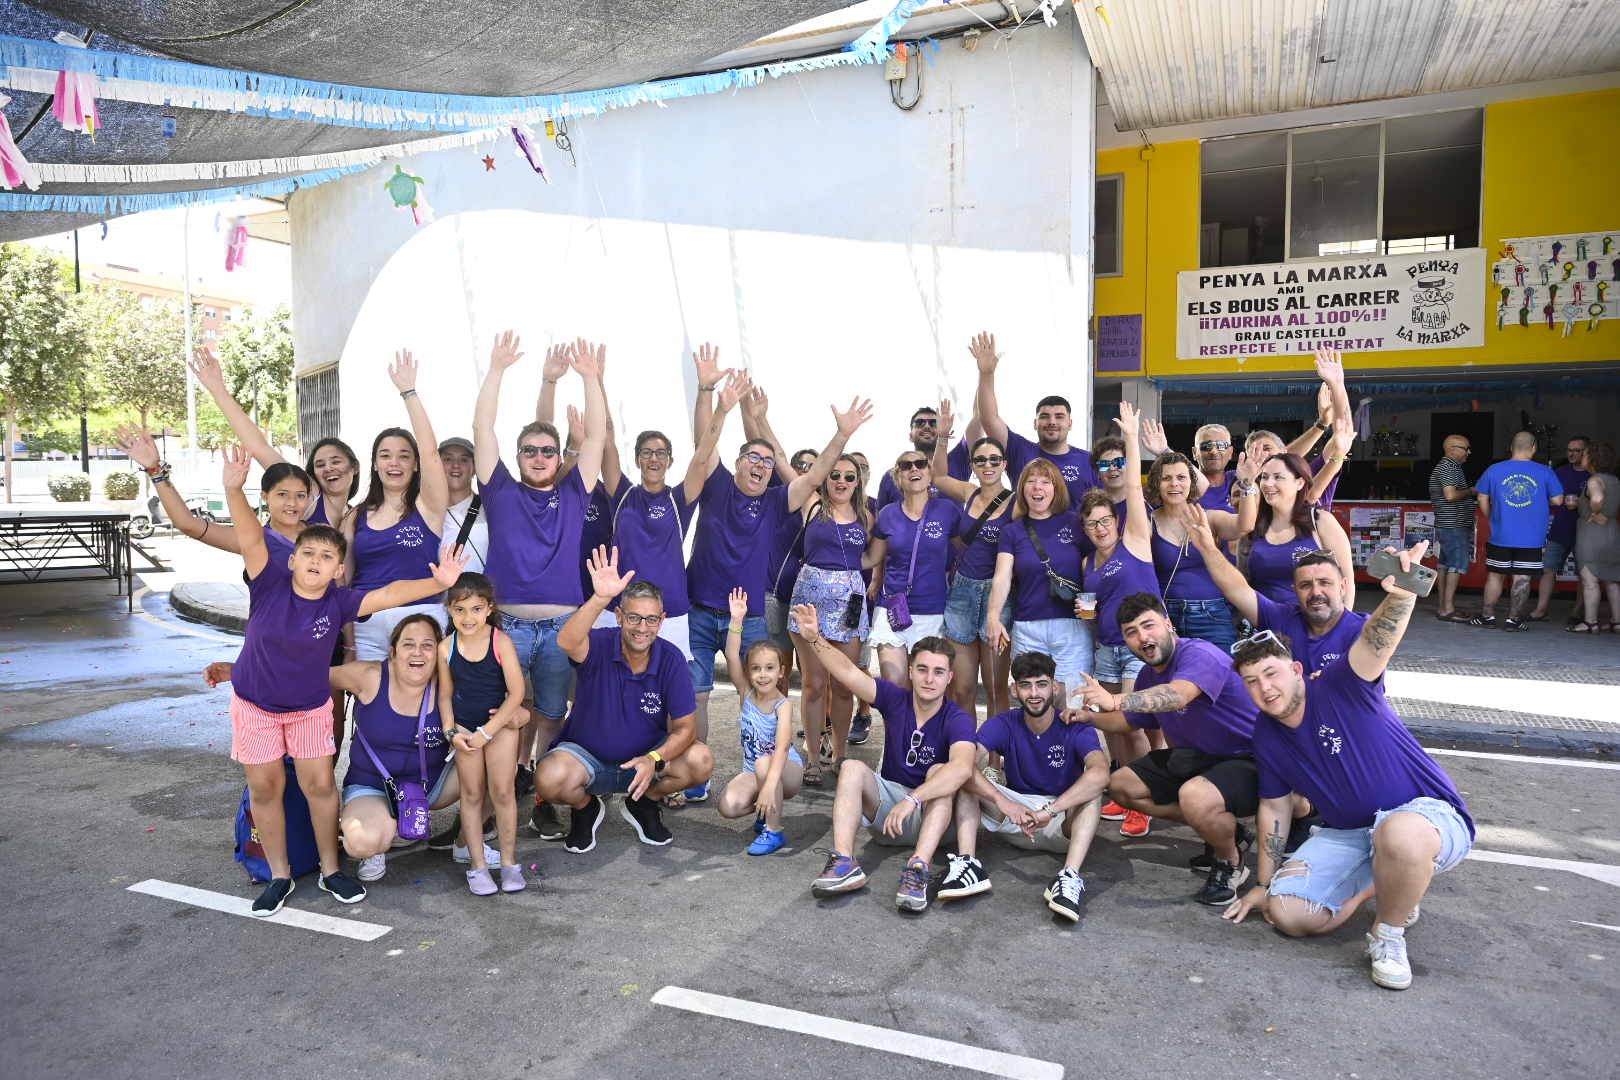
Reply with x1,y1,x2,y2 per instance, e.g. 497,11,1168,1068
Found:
1224,795,1294,924
1349,540,1427,681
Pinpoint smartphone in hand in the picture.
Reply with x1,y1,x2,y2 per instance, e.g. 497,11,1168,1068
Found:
1366,549,1437,597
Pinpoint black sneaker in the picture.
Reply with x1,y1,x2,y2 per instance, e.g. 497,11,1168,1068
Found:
848,711,872,746
937,853,991,900
1045,868,1085,922
1194,858,1250,906
318,871,367,905
1188,843,1215,872
563,795,605,854
515,764,535,799
620,792,673,846
251,877,295,917
529,801,566,841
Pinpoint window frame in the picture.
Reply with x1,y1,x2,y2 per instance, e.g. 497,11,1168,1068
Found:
1094,172,1125,278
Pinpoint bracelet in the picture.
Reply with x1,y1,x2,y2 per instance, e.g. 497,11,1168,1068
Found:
543,378,559,385
699,383,718,392
150,466,172,485
480,727,494,743
399,389,418,400
905,794,923,810
563,447,580,457
442,727,456,737
727,624,743,634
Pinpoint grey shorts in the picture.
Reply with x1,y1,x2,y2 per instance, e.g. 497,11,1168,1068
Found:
861,774,923,848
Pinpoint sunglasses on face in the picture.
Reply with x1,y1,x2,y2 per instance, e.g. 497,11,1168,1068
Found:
829,471,859,483
518,444,559,459
899,459,929,473
1198,440,1232,453
1083,516,1115,533
971,455,1005,467
743,451,775,469
1230,628,1283,655
637,448,672,461
912,418,939,428
1095,457,1127,472
792,460,814,473
904,727,927,767
621,612,665,628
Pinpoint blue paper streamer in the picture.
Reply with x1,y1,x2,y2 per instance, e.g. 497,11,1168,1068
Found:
0,162,378,214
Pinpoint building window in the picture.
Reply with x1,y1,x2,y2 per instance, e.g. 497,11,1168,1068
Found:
1094,174,1123,277
1201,109,1480,266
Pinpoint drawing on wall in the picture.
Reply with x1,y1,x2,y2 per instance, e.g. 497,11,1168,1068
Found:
1492,232,1618,332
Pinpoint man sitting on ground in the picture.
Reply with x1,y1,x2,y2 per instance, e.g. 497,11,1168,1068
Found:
794,602,976,914
1224,540,1474,992
938,651,1110,921
536,547,714,853
1073,593,1262,907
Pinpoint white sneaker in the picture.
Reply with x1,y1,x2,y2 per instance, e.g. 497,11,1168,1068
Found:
1366,924,1412,990
453,840,502,867
356,853,387,882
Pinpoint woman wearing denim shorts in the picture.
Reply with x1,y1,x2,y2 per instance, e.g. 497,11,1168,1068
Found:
929,407,1015,718
1146,451,1256,655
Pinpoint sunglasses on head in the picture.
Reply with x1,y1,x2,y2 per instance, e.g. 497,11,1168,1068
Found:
518,444,559,459
1230,628,1284,656
1198,440,1232,453
1291,547,1336,562
971,454,1005,467
792,459,814,473
829,471,859,483
1095,456,1127,472
899,458,929,472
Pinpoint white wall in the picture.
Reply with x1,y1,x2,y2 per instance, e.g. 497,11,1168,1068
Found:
288,16,1095,469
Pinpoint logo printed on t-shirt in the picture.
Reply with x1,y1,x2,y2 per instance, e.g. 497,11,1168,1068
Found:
1501,472,1539,508
1057,526,1075,545
545,494,560,511
1101,558,1122,578
1061,465,1081,482
1046,744,1067,769
743,499,762,521
584,502,601,523
647,501,668,520
980,524,1001,545
639,690,663,716
397,524,426,548
1317,723,1342,754
923,520,945,540
848,527,866,545
311,615,332,640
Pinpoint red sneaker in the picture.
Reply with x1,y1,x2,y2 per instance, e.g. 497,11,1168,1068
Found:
1120,810,1151,837
1100,800,1128,821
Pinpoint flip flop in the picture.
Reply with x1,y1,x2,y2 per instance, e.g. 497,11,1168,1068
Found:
1565,622,1600,633
661,792,688,809
1525,613,1550,623
1436,611,1471,623
802,763,824,787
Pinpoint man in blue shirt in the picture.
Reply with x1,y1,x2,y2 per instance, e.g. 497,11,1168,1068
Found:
538,548,712,854
1471,432,1566,631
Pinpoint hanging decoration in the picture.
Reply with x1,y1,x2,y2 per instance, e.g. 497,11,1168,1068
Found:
49,33,100,137
224,215,248,270
480,153,496,171
509,124,548,181
0,94,41,190
1492,231,1619,333
384,164,433,226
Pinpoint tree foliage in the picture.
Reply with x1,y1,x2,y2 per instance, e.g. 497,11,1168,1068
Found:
82,285,188,429
0,243,91,427
217,304,295,427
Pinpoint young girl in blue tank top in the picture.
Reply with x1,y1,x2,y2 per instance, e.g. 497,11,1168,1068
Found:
438,573,528,895
715,587,804,855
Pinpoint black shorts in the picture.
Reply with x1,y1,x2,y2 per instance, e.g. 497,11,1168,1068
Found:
1123,747,1258,817
1485,543,1542,573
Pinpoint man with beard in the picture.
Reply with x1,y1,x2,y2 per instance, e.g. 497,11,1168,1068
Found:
1182,504,1366,677
1224,540,1474,992
972,331,1101,506
877,406,973,510
1072,593,1262,907
937,651,1111,921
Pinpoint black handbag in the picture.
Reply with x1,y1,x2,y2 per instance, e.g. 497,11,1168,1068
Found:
1023,518,1081,606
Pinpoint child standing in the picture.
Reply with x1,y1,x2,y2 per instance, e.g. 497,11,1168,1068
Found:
716,587,803,854
438,573,528,894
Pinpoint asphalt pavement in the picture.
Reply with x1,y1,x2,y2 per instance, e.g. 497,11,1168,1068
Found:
2,575,1618,1080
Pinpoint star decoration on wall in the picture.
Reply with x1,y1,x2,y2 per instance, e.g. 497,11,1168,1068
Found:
481,155,496,171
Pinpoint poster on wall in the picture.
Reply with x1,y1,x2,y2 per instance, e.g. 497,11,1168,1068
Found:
1490,231,1619,334
1401,509,1435,553
1347,504,1403,568
1176,249,1485,360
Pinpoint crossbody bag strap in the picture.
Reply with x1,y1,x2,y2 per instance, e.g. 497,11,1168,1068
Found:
1022,517,1080,591
897,504,927,596
417,679,435,782
452,494,483,563
773,505,816,593
962,490,1011,549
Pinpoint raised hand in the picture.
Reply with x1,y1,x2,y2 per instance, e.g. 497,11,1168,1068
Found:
790,602,822,643
586,544,634,600
568,338,605,380
1234,449,1259,484
1075,672,1116,713
113,424,160,472
1315,381,1333,426
727,586,748,624
489,330,525,371
936,398,957,442
692,342,729,388
741,384,769,424
541,342,571,382
388,349,419,393
429,544,469,587
1140,417,1169,457
563,404,585,450
188,346,225,390
1181,502,1219,552
719,369,752,413
1376,540,1430,597
1115,400,1141,438
831,396,875,439
1313,344,1346,386
1327,414,1354,455
221,443,251,490
968,331,999,373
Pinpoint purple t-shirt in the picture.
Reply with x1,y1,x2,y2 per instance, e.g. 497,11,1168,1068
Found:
1549,464,1590,549
344,663,449,793
1254,593,1367,678
1254,660,1474,836
1084,544,1161,647
1006,430,1101,508
482,461,589,606
872,679,977,788
558,627,698,763
1247,531,1324,606
1307,454,1340,512
976,709,1103,797
1125,637,1257,758
609,481,699,616
686,466,793,615
1198,470,1236,511
233,557,364,713
997,512,1089,622
876,439,971,510
351,505,439,601
577,478,622,602
802,514,870,572
874,498,963,616
1150,520,1222,601
953,491,1013,581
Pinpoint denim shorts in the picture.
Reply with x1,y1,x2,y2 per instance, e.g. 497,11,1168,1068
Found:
342,763,453,808
500,611,574,720
1434,526,1475,573
1543,539,1571,572
942,575,1012,645
1093,641,1145,685
688,604,766,693
1267,796,1473,915
549,741,642,796
1011,617,1093,688
1164,596,1236,655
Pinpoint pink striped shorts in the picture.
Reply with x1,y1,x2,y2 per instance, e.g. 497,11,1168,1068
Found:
230,694,337,766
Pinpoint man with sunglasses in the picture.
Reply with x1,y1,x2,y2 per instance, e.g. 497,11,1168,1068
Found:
796,603,977,913
1193,425,1236,511
876,407,971,511
1225,540,1473,992
1072,593,1262,907
1428,435,1477,621
540,548,713,852
972,331,1101,506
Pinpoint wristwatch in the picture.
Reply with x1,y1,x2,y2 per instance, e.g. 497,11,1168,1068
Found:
648,750,667,776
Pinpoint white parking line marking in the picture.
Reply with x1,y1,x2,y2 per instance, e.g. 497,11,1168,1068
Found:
127,879,393,940
1467,851,1620,888
651,986,1062,1079
1572,921,1620,934
1425,747,1620,771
